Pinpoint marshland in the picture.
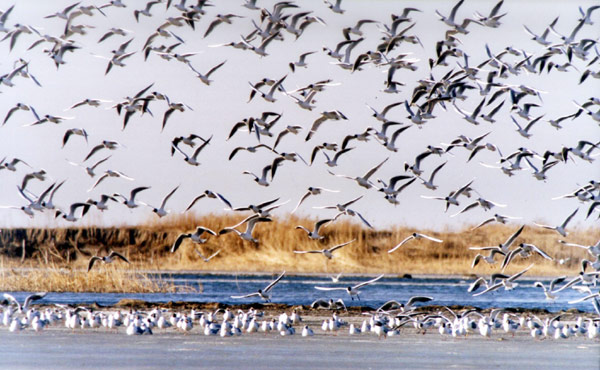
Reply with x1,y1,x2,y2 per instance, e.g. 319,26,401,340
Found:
0,214,597,292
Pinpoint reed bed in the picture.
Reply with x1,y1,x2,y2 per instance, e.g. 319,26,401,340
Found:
0,259,188,293
0,213,597,292
138,213,597,277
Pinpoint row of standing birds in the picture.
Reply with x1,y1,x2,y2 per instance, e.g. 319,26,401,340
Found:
0,1,599,313
2,292,600,340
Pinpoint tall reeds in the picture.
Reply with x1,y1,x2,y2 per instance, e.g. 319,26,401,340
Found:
1,213,597,281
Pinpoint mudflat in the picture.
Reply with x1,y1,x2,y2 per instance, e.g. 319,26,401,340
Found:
1,326,598,370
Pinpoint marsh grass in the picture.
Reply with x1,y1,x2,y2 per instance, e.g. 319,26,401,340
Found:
0,213,597,293
0,258,192,293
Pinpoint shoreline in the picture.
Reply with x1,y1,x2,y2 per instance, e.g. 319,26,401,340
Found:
0,266,580,280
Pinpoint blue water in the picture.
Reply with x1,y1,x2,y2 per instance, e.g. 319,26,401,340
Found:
3,273,595,313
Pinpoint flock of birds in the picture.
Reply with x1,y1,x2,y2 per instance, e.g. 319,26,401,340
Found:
2,291,600,340
0,0,600,337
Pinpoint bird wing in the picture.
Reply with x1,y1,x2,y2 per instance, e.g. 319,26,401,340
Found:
3,293,21,311
109,251,130,264
467,277,486,293
88,173,109,191
209,192,231,210
206,60,227,78
256,197,280,210
504,224,525,248
329,239,357,252
568,292,600,305
3,106,20,125
190,135,213,160
84,144,105,161
489,0,505,17
429,161,447,182
160,185,179,208
314,218,333,232
314,286,347,292
130,186,150,200
23,292,47,310
306,115,328,141
227,120,251,140
161,108,175,131
388,235,414,253
203,18,222,38
273,129,290,150
363,157,389,180
561,208,579,228
557,240,586,248
469,246,499,251
342,195,363,208
500,248,519,271
197,226,217,236
471,218,495,230
549,276,567,292
353,211,373,229
264,271,286,292
291,191,311,213
507,264,534,282
417,233,443,243
406,296,433,307
472,282,502,296
454,179,474,198
311,299,330,308
185,194,206,211
269,74,287,95
231,292,260,299
87,256,102,272
451,201,479,217
531,244,553,260
293,250,322,254
171,234,189,253
553,276,583,293
449,0,465,21
202,249,221,262
354,274,384,289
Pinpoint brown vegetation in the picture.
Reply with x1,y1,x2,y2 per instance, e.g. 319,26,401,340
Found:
0,213,597,292
0,260,186,293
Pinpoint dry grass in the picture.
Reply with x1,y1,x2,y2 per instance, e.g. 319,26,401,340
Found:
0,213,598,292
0,259,191,293
138,214,597,277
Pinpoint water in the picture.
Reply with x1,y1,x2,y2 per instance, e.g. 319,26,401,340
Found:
4,273,595,313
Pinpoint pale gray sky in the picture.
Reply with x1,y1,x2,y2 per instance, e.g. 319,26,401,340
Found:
0,0,598,231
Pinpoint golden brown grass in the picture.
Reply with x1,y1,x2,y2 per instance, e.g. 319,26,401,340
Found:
0,258,191,293
0,213,597,293
135,213,598,277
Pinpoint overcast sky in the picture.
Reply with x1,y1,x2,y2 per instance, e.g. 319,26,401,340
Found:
0,0,598,232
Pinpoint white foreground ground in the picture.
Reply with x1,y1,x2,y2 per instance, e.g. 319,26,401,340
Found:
1,324,598,369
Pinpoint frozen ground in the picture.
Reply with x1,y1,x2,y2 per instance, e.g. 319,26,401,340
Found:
1,325,598,370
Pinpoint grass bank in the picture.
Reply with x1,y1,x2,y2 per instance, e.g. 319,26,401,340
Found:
0,213,597,292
